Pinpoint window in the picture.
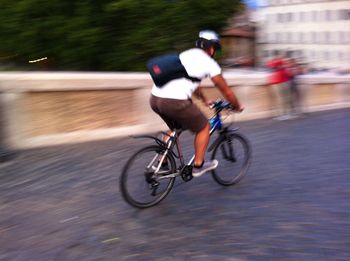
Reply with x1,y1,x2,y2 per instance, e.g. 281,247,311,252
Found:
263,50,269,58
298,50,304,58
337,52,343,60
345,32,350,44
339,32,345,44
338,10,345,20
324,51,329,60
318,32,323,44
325,32,330,44
277,13,283,23
265,14,270,24
311,51,316,59
332,32,338,44
267,33,271,43
266,33,273,43
318,11,324,22
281,32,286,43
335,31,340,44
275,32,280,43
305,12,311,22
330,10,336,21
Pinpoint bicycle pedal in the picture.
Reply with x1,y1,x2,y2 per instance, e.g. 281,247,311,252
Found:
151,180,160,187
181,165,193,182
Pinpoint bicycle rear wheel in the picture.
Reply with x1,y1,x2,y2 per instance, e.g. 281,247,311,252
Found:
120,145,176,208
211,132,251,186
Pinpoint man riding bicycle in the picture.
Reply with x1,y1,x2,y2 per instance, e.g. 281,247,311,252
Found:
149,30,243,177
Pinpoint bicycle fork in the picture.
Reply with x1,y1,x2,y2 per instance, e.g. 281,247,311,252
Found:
221,137,237,162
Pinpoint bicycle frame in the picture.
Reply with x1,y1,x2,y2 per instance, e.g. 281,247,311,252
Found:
132,100,238,179
120,100,250,208
156,107,234,174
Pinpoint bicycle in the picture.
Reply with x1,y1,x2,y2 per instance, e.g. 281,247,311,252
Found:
120,99,252,208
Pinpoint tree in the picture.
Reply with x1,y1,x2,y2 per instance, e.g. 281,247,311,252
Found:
0,0,243,71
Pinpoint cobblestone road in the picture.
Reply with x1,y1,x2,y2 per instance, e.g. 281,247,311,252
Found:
0,109,349,261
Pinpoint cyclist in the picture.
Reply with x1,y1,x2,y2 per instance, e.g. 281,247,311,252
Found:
149,30,243,177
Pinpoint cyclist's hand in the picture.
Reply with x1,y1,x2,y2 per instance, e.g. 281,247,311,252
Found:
233,104,244,112
205,100,215,107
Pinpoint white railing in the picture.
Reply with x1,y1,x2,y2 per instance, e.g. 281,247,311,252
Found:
0,71,349,148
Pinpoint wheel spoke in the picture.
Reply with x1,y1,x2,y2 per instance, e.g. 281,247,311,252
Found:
120,145,176,208
211,133,251,186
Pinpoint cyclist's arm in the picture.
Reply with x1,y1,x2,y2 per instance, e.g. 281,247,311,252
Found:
211,74,243,111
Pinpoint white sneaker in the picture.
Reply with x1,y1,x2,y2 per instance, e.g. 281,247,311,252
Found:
274,115,291,121
192,160,219,177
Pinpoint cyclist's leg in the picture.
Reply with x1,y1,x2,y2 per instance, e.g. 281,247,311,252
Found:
157,130,172,170
150,95,178,170
150,95,216,172
192,122,218,177
177,103,219,176
194,122,210,166
176,102,218,174
163,100,210,167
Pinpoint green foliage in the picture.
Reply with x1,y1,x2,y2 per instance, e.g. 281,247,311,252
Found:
0,0,242,71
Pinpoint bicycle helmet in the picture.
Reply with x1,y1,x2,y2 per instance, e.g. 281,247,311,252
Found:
195,30,221,51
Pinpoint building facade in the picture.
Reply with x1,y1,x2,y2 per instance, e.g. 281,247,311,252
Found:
256,0,350,71
220,7,256,67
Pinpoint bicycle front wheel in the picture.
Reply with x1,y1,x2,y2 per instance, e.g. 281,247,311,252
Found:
120,145,176,208
211,133,251,186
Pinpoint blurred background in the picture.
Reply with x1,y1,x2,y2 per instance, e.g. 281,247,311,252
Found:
0,0,349,73
0,0,349,150
0,0,243,71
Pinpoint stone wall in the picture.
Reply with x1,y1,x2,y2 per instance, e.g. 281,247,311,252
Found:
0,72,349,149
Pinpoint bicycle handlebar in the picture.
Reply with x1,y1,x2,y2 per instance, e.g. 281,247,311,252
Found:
210,99,236,112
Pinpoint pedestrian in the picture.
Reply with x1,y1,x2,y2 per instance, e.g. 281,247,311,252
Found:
266,50,291,120
286,57,304,117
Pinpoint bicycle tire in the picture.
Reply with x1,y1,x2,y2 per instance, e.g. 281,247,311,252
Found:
211,132,251,186
120,145,176,208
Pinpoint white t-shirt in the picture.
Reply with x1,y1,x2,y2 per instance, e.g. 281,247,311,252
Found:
151,48,221,100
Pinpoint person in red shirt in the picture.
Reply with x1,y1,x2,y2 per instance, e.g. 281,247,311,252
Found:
285,57,305,117
266,50,292,120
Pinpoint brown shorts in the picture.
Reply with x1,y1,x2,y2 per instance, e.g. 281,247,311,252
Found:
150,95,208,133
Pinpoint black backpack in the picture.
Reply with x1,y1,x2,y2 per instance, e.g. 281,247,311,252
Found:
146,53,201,87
